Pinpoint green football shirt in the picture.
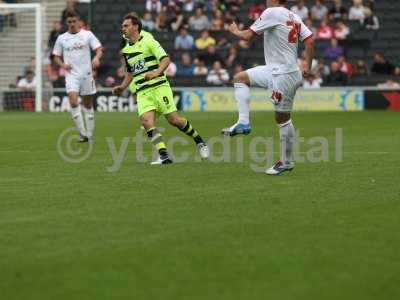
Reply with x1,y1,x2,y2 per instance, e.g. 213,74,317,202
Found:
122,32,168,95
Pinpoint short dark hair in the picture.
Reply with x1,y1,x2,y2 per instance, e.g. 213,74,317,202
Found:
279,0,287,4
65,11,79,19
124,13,142,32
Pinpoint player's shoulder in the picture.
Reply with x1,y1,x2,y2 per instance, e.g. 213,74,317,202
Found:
79,29,96,37
261,6,289,20
57,31,70,40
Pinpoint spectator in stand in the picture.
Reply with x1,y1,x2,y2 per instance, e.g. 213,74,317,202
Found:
316,18,334,40
155,12,169,31
304,18,316,36
193,58,208,76
224,10,243,30
324,38,344,59
248,1,265,21
141,11,155,31
48,21,63,52
325,61,348,86
17,70,36,91
182,0,195,12
371,52,397,75
222,0,243,13
313,59,330,77
146,0,162,13
216,36,233,50
225,47,242,69
311,0,328,21
338,55,353,76
363,7,379,30
232,64,243,77
211,9,225,31
349,0,365,22
206,61,229,86
353,59,369,75
175,27,194,50
291,0,309,21
189,7,210,31
166,61,177,78
176,52,195,76
334,20,350,40
303,74,323,89
195,30,216,50
169,5,186,32
377,80,400,89
328,0,347,21
201,45,223,66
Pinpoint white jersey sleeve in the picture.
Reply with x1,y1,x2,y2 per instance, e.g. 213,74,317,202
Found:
52,36,63,56
88,31,102,50
250,8,280,35
299,19,313,42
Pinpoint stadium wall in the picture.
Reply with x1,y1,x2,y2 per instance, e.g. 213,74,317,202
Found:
1,88,400,112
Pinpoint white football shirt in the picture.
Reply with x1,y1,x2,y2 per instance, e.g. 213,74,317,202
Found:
53,29,102,77
250,6,313,75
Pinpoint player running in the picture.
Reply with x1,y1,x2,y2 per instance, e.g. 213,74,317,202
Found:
53,11,103,142
112,14,209,165
221,0,314,175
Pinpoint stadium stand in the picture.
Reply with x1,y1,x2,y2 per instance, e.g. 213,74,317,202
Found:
2,0,400,88
71,0,400,88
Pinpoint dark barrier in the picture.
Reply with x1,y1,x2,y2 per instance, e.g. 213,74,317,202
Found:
364,90,400,111
3,91,35,111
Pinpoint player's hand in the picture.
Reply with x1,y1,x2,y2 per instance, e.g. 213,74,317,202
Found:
92,57,100,69
228,22,239,35
144,71,159,81
302,70,313,79
112,85,124,96
62,64,72,71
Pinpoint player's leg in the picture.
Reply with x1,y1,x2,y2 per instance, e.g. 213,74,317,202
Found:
221,71,251,136
82,96,95,140
156,85,209,159
68,90,87,142
266,71,302,175
81,76,97,140
138,91,172,165
165,111,209,159
222,66,270,136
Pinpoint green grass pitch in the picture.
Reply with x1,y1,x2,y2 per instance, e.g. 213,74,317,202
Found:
0,111,399,300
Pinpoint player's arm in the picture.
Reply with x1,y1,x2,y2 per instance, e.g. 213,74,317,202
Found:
144,56,170,81
92,47,103,69
228,22,256,42
112,55,133,96
53,55,72,71
302,38,314,78
143,39,170,81
52,37,71,71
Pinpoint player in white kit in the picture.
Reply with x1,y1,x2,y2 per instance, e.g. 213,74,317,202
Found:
221,0,314,175
53,12,103,142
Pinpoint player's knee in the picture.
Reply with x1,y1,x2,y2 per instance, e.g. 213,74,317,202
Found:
140,117,152,128
167,115,182,127
233,72,249,85
275,112,291,124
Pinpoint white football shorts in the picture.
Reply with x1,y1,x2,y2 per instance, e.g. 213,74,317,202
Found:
65,74,97,96
246,65,302,112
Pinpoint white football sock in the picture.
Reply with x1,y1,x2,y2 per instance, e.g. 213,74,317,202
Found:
83,107,95,138
234,82,250,125
70,106,86,136
278,119,295,164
